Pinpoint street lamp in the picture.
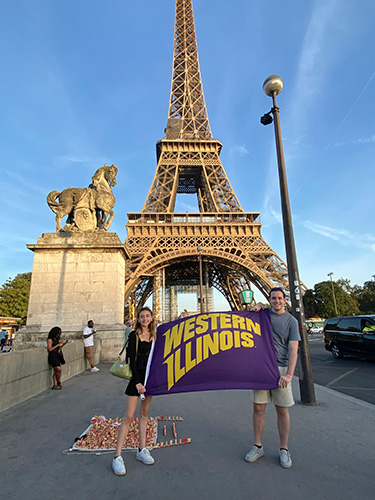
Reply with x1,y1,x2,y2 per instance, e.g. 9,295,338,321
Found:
327,272,338,316
261,74,316,405
197,245,204,313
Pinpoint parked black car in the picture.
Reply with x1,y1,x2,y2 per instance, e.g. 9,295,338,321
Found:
324,315,375,359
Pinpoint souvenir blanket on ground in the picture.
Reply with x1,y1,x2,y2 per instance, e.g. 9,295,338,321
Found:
71,415,190,452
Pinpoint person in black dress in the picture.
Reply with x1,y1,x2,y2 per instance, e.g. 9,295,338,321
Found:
112,307,156,476
47,326,68,390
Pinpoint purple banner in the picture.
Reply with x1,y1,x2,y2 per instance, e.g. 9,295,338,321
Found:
145,309,279,395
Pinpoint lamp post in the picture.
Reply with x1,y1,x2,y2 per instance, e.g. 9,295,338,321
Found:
327,272,338,316
197,246,204,313
261,74,316,405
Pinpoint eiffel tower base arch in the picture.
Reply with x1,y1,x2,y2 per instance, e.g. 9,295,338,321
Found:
124,212,293,323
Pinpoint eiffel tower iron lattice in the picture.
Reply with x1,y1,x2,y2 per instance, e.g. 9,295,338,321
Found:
124,0,298,321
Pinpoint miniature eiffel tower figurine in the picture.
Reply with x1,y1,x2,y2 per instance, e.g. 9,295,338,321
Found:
124,0,290,321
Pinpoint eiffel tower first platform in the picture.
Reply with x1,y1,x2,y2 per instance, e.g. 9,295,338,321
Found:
124,0,290,322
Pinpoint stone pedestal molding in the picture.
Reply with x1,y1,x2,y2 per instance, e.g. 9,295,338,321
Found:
16,231,128,362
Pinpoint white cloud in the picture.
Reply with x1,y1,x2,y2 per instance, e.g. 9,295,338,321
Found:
270,208,282,224
292,0,340,108
58,156,104,163
0,168,47,196
228,144,249,158
286,0,343,158
304,220,375,251
334,135,375,147
261,193,283,228
355,135,375,144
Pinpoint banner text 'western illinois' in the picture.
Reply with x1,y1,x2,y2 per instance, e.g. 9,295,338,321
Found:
163,313,261,390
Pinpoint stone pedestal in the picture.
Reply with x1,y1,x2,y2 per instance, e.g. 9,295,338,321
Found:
15,232,128,361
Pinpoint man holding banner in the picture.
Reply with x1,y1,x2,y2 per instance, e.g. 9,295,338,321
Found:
245,287,300,469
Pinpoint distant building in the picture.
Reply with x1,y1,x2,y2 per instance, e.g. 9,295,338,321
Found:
0,316,22,334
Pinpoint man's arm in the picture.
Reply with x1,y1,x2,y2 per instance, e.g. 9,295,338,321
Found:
287,340,299,377
278,340,299,388
83,328,95,339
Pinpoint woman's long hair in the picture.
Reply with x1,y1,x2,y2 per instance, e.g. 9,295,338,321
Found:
47,326,62,341
134,307,156,340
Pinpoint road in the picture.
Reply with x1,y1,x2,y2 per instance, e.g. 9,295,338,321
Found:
308,334,375,405
2,366,375,500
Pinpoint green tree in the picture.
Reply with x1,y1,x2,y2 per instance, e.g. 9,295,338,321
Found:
303,280,359,319
336,278,355,295
0,273,32,324
302,289,318,318
357,275,375,314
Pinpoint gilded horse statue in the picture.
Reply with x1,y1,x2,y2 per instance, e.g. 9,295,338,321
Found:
47,164,118,232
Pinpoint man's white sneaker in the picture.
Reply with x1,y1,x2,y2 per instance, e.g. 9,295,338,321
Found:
136,447,155,465
91,367,99,372
112,456,126,476
279,449,292,469
245,445,264,463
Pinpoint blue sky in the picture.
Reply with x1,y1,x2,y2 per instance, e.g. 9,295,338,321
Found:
1,0,374,310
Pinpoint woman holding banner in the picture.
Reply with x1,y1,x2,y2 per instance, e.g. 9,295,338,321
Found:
112,307,156,476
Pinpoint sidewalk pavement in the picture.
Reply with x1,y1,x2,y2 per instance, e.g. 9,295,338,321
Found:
1,364,374,500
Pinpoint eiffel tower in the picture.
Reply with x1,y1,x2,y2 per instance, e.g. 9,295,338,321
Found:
124,0,290,321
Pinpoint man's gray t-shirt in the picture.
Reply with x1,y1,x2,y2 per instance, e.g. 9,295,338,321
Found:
270,310,300,367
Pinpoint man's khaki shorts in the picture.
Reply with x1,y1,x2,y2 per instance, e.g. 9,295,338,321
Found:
85,345,95,366
253,366,295,407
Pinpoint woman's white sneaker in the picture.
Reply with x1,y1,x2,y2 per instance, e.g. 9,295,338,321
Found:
136,447,155,465
112,456,126,475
